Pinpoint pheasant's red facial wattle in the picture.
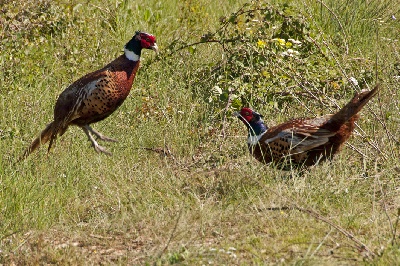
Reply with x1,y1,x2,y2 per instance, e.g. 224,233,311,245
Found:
139,33,157,51
240,107,254,122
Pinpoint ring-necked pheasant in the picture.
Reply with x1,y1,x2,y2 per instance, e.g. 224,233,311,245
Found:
235,85,379,167
21,31,158,159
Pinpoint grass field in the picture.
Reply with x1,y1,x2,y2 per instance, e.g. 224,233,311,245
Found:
1,0,399,264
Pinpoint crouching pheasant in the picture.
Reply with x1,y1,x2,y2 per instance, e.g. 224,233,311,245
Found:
235,85,379,167
21,31,158,159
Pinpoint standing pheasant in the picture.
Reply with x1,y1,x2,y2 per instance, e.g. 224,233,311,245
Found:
22,31,158,159
235,85,379,167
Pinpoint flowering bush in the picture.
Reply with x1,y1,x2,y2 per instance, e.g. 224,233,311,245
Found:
168,2,375,116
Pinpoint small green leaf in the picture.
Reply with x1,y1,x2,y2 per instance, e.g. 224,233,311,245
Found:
188,46,196,54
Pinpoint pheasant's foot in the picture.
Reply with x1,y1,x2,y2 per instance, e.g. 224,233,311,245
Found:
85,125,118,142
82,125,113,155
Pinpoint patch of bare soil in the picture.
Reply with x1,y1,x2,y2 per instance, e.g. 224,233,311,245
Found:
1,227,157,265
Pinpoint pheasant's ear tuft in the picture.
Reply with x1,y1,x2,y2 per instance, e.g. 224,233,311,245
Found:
253,111,263,119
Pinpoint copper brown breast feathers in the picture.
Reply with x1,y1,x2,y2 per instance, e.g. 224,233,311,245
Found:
21,31,158,159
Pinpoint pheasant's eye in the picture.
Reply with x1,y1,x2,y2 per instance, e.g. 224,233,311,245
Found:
245,112,250,116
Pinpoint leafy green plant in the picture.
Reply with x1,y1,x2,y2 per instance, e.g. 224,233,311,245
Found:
174,4,330,114
166,1,383,119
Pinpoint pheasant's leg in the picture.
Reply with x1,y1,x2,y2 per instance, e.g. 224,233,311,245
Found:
81,126,112,155
84,125,117,142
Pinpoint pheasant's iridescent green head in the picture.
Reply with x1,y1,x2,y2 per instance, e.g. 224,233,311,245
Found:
124,31,158,60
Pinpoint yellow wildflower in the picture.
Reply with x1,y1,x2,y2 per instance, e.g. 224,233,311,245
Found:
261,70,270,78
274,38,286,46
257,39,266,49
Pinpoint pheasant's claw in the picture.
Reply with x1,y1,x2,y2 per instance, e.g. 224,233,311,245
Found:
97,135,118,143
93,144,113,155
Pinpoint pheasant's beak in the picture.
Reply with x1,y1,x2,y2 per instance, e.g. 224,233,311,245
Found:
150,43,159,54
234,111,252,129
234,111,246,122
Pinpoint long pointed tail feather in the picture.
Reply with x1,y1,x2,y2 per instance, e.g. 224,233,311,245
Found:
325,84,380,132
20,121,55,161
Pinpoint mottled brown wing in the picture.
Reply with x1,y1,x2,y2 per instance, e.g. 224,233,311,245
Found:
258,116,335,159
54,70,113,128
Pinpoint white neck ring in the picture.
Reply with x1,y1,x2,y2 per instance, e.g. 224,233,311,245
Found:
124,48,140,61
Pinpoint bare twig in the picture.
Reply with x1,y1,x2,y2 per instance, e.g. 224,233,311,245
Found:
315,0,349,54
310,228,334,257
157,208,183,259
138,146,174,159
0,230,22,241
165,4,283,58
89,234,114,240
12,231,35,253
391,208,400,246
219,90,233,151
267,204,376,258
375,175,395,246
374,87,400,157
353,124,388,160
344,142,368,159
375,21,379,82
261,184,377,258
167,39,222,57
